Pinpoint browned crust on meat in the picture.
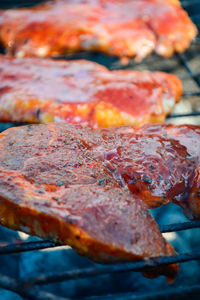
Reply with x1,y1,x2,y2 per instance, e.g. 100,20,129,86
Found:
0,123,180,281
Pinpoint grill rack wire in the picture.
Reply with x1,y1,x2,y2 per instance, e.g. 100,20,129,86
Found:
0,0,200,299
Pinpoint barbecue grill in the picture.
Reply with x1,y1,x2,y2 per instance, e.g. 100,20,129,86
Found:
0,1,200,299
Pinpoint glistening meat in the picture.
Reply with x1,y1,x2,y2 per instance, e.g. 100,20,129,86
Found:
1,123,200,281
0,123,179,281
0,0,197,60
0,56,182,127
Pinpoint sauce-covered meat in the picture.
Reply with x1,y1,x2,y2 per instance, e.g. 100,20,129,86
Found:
0,123,179,281
0,0,197,60
1,123,200,279
134,124,200,218
60,123,200,218
0,56,182,127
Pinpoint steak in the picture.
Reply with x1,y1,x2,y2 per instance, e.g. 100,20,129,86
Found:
0,123,183,281
0,56,182,127
135,124,200,219
53,123,200,218
0,0,197,60
1,123,200,281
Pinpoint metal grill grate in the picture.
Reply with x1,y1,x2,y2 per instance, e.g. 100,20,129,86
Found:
0,0,200,299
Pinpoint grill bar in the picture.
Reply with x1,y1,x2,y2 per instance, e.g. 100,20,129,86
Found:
160,220,200,232
167,112,200,118
0,240,56,255
177,53,200,87
1,276,200,300
81,284,200,300
1,221,200,254
19,251,200,286
183,91,200,96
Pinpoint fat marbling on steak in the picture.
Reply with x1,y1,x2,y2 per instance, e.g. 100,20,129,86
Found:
0,56,182,127
0,0,197,60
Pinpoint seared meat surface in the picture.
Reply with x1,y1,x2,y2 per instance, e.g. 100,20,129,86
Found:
0,0,197,60
1,123,200,281
0,56,182,127
0,123,179,281
135,124,200,218
53,123,200,218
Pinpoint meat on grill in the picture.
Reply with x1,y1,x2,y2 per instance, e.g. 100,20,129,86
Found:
0,56,182,127
65,123,200,219
0,0,197,60
134,124,200,219
0,123,182,282
1,123,200,282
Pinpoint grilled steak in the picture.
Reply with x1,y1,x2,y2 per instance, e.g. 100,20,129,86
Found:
1,123,199,279
0,123,181,281
47,123,199,218
134,124,200,219
0,56,182,127
0,0,197,60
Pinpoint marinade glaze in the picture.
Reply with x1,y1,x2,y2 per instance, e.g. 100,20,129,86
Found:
0,0,197,60
0,123,180,281
1,123,200,280
0,56,182,127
